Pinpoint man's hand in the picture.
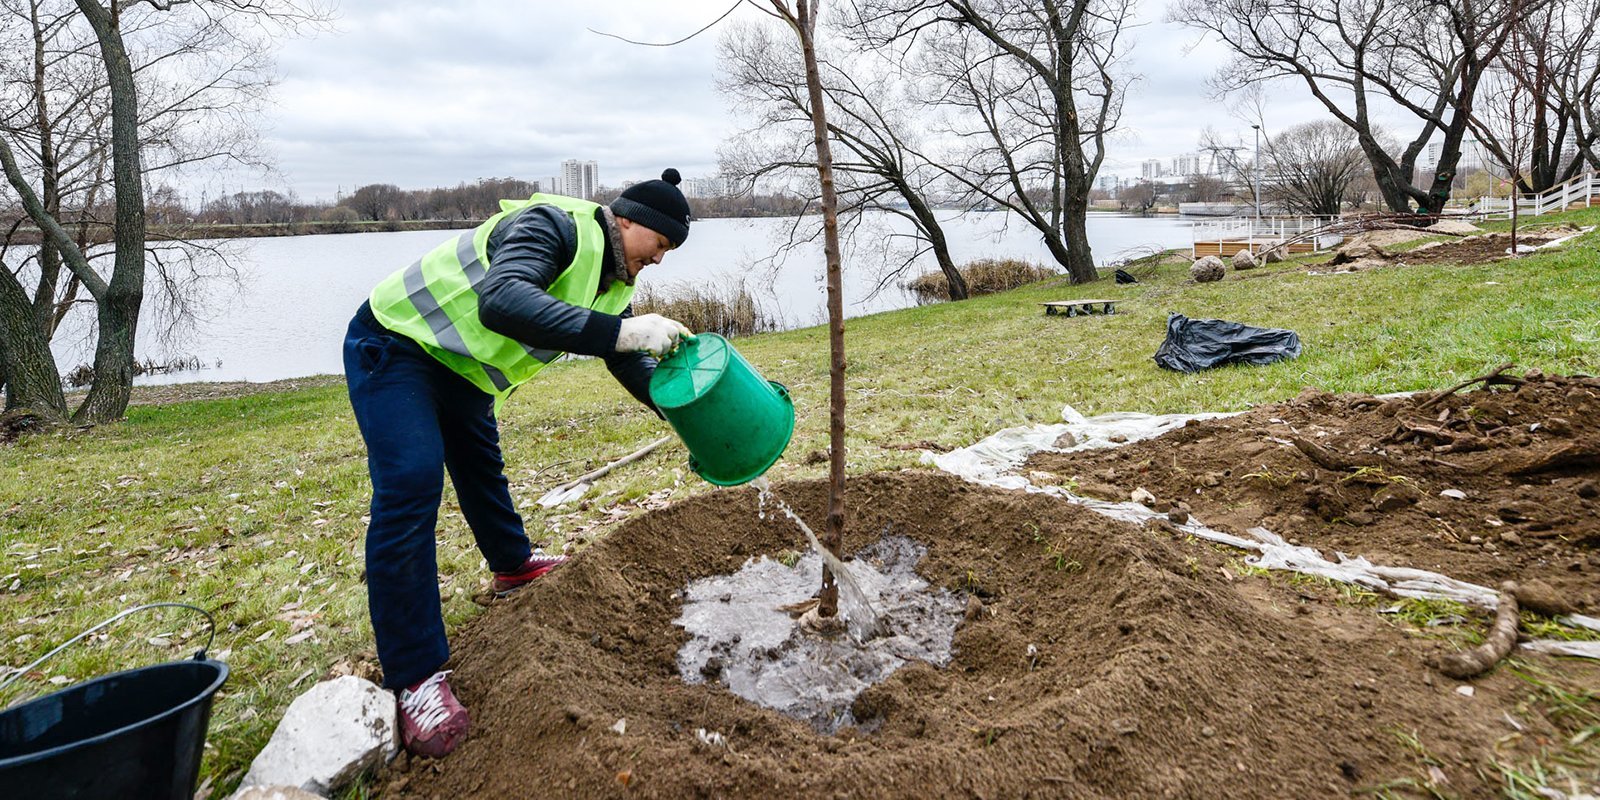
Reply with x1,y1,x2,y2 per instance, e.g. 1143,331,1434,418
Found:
615,314,694,357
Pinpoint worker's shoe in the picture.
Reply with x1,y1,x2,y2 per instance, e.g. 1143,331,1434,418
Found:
490,553,568,596
397,671,469,759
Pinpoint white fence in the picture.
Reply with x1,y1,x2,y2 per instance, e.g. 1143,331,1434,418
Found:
1189,215,1341,256
1453,170,1600,220
1193,171,1598,255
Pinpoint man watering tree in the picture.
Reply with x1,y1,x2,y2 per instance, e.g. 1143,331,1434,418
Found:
343,170,695,758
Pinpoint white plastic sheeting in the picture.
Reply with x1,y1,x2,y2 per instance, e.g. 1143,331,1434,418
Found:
924,404,1600,654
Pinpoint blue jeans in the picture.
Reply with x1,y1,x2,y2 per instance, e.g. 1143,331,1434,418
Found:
344,305,532,689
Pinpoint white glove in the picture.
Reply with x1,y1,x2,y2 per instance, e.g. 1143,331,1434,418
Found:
615,313,694,357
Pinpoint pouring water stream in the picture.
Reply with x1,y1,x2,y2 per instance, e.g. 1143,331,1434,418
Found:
750,477,882,638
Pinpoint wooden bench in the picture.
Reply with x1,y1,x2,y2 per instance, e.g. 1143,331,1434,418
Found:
1042,299,1118,317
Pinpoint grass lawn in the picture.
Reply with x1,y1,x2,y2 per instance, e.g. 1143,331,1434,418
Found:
3,205,1598,794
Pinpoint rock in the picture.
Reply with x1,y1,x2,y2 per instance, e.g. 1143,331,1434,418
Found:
1131,487,1157,505
1076,480,1124,501
1199,472,1223,488
1324,241,1388,267
1052,431,1078,450
1344,511,1376,526
1498,531,1522,546
1168,505,1191,525
1232,249,1259,270
1190,255,1226,283
230,787,326,800
1512,579,1577,616
1260,246,1285,264
239,676,397,797
1439,489,1467,500
1370,483,1421,513
1575,480,1598,499
1428,219,1481,235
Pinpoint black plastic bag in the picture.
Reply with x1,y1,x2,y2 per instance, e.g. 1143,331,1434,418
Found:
1153,313,1302,373
1114,268,1138,284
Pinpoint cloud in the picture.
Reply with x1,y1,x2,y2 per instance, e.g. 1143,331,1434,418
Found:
243,0,1402,201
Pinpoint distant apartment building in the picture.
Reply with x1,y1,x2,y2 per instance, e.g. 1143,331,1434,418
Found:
1141,159,1164,180
682,175,729,198
1097,174,1119,192
544,175,561,195
1171,153,1203,177
560,159,599,199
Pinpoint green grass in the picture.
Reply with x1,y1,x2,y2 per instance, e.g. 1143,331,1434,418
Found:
3,205,1600,794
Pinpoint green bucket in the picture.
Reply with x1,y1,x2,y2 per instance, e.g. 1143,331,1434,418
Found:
649,333,794,486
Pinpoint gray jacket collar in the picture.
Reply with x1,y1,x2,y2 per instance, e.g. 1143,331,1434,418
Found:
597,206,633,288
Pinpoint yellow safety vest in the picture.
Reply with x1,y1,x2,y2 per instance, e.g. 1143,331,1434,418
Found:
368,194,634,406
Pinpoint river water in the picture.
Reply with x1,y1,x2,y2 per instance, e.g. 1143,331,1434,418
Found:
46,212,1191,384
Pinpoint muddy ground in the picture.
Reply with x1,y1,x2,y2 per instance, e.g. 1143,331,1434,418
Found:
384,463,1597,797
1029,370,1600,608
1319,224,1586,272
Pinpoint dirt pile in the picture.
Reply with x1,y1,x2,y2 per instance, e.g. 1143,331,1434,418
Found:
1028,371,1600,607
383,470,1592,799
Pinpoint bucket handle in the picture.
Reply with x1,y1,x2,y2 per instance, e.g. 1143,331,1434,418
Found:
0,602,218,696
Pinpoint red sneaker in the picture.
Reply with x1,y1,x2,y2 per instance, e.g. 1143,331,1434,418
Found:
490,553,567,596
397,671,469,758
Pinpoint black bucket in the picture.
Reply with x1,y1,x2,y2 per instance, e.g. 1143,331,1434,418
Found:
0,657,228,800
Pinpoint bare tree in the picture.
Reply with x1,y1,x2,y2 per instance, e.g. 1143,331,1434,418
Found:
1183,173,1228,203
1173,0,1548,215
719,19,969,300
846,0,1137,284
1117,180,1156,213
1547,0,1600,171
1467,2,1537,250
0,0,325,424
1473,0,1600,192
1262,120,1368,216
745,0,850,620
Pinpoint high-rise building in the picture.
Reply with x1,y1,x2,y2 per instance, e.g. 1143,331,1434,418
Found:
545,176,561,195
1141,159,1164,180
561,159,599,199
682,175,728,198
1172,153,1203,177
1097,175,1119,192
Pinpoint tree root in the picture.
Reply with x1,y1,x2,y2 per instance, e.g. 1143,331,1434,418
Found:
1434,582,1520,680
1385,420,1458,446
1290,436,1384,471
1417,363,1525,410
1499,442,1600,476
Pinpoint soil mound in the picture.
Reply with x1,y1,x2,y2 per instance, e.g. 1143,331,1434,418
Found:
1028,371,1600,607
384,470,1587,798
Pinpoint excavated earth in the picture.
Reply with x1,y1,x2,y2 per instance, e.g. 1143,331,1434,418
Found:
1028,371,1600,607
384,436,1599,797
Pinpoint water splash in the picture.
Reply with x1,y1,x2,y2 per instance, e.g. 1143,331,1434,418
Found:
674,535,965,732
751,477,882,640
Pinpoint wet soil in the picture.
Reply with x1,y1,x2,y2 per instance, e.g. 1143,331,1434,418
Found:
384,468,1596,799
1028,371,1600,610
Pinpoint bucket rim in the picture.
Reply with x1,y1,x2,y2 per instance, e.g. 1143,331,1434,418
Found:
650,332,732,411
0,658,229,768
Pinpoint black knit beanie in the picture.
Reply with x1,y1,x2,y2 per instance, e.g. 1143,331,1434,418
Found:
610,168,691,247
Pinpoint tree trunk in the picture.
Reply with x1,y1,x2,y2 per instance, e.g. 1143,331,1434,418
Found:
904,191,968,299
794,0,848,619
0,268,68,419
1059,189,1097,284
73,0,145,424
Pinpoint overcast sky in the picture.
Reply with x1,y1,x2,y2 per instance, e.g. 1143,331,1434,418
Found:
255,0,1329,203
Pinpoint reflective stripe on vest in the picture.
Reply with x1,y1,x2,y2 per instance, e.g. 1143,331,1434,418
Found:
367,193,634,402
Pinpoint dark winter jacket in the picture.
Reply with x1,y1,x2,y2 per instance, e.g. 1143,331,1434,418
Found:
360,203,658,412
